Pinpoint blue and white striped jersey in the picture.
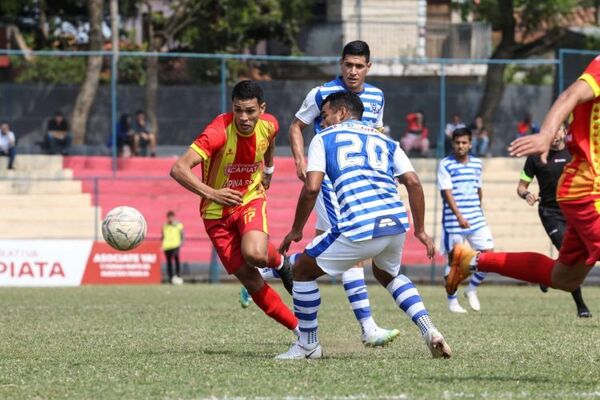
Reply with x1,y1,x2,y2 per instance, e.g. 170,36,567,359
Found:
295,77,385,134
437,155,487,234
306,120,413,241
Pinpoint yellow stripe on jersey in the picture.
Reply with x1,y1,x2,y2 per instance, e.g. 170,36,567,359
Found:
190,143,208,160
579,73,600,98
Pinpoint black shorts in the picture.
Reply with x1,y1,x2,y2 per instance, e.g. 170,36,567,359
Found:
538,205,567,250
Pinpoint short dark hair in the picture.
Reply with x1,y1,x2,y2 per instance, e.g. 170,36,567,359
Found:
54,111,64,117
167,211,175,217
135,110,145,116
322,91,364,120
452,127,472,141
231,80,265,104
342,40,370,63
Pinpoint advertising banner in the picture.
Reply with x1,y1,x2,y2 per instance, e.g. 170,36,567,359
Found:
0,240,161,287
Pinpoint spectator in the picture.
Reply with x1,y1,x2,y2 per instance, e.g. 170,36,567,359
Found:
470,115,490,157
0,121,16,169
400,112,429,157
516,113,539,138
444,113,465,155
132,110,157,157
162,210,184,285
107,113,134,157
46,111,73,155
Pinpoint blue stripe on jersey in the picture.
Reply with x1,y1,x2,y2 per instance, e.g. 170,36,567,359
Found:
440,155,486,234
313,77,384,134
319,121,408,241
320,175,339,227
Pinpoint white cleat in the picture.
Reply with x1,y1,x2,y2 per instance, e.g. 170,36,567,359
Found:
464,289,481,311
171,276,184,285
361,327,400,347
423,329,452,359
275,341,322,360
448,300,468,313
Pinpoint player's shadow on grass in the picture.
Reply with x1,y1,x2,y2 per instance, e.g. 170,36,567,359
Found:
201,348,275,359
430,375,588,385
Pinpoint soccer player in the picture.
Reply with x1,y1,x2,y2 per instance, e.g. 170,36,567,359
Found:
439,128,493,313
446,56,600,300
170,80,298,334
286,40,399,346
277,92,451,359
517,125,591,317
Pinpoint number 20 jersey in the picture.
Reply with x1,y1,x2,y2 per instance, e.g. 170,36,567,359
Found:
306,120,414,241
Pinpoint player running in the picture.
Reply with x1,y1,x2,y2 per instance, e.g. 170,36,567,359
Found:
285,40,399,346
517,124,591,317
277,92,451,359
170,80,298,335
439,127,493,313
447,56,600,301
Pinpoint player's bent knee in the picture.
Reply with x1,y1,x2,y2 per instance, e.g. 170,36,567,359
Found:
242,249,268,268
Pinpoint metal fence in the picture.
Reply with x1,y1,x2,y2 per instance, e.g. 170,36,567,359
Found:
1,49,597,283
0,49,562,160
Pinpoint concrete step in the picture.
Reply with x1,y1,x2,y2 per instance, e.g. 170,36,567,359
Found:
0,169,74,179
0,207,100,221
0,221,100,239
0,180,81,195
0,193,92,207
0,155,63,171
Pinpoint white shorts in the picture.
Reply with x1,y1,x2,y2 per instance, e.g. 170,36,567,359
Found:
305,230,406,277
440,225,494,254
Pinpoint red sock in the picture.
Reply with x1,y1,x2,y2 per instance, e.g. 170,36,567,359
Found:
266,241,282,269
251,283,298,330
478,252,554,287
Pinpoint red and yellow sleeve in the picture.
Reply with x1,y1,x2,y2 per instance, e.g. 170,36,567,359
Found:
261,113,279,142
191,114,228,160
579,56,600,98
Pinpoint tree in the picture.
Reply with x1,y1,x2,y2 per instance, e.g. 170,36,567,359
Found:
71,0,104,145
456,0,580,136
141,0,313,139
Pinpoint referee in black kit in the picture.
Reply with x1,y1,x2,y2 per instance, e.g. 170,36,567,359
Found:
517,124,591,318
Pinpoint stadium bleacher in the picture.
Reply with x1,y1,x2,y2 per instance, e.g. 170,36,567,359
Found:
0,154,552,271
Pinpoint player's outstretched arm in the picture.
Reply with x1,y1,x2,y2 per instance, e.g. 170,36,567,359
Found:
510,79,596,162
398,172,435,259
289,118,308,181
279,171,324,253
170,148,242,206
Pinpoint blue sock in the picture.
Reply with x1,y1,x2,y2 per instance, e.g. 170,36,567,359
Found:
342,267,377,333
293,280,320,348
468,272,486,291
387,274,435,335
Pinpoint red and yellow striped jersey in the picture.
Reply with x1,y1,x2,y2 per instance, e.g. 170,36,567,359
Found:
190,113,278,219
558,56,600,202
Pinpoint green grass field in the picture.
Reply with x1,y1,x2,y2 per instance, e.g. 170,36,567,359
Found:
1,284,600,399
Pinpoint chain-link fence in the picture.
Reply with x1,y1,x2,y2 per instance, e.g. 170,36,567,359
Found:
3,49,596,283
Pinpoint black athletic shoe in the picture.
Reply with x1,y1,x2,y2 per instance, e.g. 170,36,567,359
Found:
278,255,293,295
578,308,592,318
539,284,549,293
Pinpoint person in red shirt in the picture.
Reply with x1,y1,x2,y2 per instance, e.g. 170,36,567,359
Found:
400,112,429,156
170,80,298,336
447,56,600,297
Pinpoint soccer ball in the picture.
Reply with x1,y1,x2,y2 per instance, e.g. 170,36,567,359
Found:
102,206,147,251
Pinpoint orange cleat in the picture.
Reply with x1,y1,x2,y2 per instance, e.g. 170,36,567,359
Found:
445,244,476,295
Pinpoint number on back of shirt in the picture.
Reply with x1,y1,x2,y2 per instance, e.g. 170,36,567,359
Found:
336,134,388,171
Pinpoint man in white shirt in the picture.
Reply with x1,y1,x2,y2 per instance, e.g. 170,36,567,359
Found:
0,122,16,170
